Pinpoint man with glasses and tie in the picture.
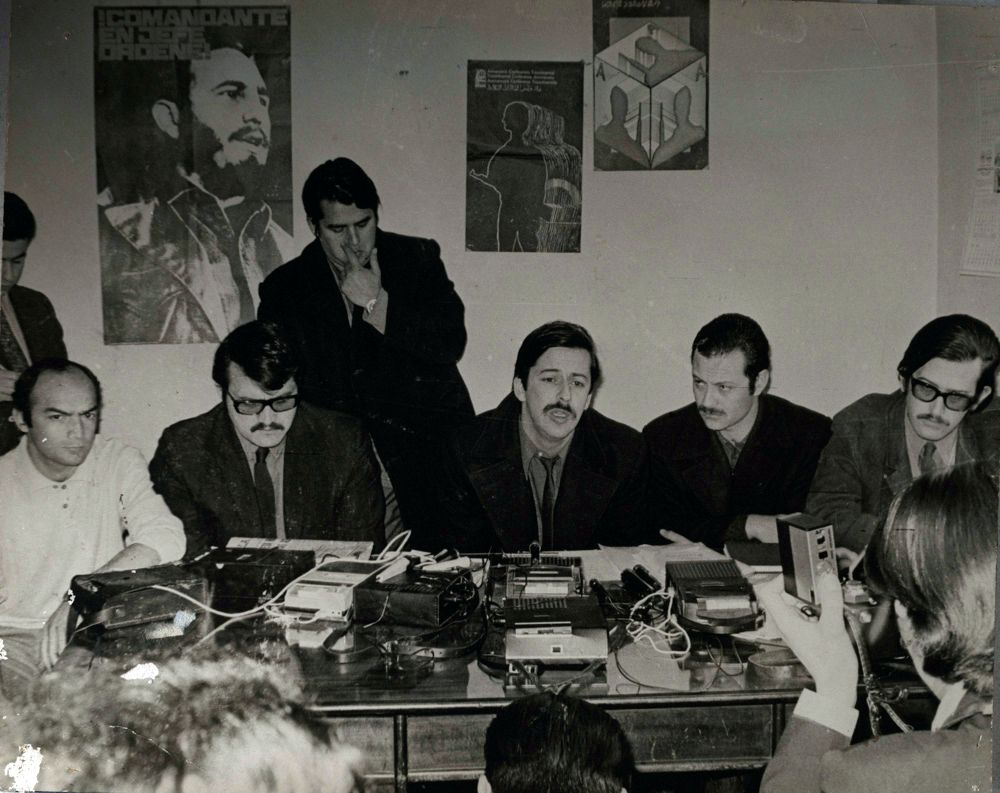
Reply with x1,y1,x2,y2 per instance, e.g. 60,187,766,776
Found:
433,320,649,552
807,314,1000,552
149,320,384,557
644,314,832,551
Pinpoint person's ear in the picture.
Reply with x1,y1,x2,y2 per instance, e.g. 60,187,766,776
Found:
152,100,180,140
12,408,28,434
513,377,526,403
477,774,492,793
754,369,770,395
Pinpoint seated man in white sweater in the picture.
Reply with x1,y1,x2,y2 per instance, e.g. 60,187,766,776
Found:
0,359,185,699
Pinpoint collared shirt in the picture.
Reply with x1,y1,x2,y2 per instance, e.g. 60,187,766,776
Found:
235,432,288,540
713,400,761,471
716,433,747,470
0,292,31,365
904,414,958,478
0,436,186,629
518,417,573,542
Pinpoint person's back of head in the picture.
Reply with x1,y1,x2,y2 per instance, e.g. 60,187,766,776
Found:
1,656,364,793
865,461,998,698
481,690,633,793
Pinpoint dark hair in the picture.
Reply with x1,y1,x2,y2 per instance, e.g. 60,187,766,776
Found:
12,359,103,428
484,691,633,793
513,321,602,392
7,657,364,793
212,321,298,391
865,462,998,698
3,191,36,242
691,313,771,392
302,158,380,226
897,314,1000,399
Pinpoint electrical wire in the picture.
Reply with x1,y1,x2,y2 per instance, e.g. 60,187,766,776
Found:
375,530,411,561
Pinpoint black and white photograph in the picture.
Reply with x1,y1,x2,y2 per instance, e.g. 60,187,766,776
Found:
0,2,998,793
466,60,584,253
593,0,708,171
95,6,293,344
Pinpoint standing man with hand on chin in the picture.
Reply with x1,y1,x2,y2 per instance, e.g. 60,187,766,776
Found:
259,158,473,542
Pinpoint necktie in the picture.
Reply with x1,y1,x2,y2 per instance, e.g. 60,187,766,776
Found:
0,311,28,372
918,442,939,476
254,447,276,534
539,455,558,549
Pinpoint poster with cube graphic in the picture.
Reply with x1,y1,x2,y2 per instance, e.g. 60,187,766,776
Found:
593,0,708,171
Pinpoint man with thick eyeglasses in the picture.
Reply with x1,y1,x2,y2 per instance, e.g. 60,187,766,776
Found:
149,320,384,557
643,314,831,551
807,314,1000,552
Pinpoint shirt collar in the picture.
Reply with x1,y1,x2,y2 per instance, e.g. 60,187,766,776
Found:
903,411,959,474
518,410,573,478
234,427,287,468
930,682,991,731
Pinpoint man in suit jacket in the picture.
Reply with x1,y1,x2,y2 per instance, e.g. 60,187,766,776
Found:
644,314,831,551
434,321,649,552
1,192,67,456
258,158,473,541
150,321,384,558
807,314,1000,551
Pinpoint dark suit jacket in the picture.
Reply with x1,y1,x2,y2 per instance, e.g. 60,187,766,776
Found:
0,285,67,455
761,694,992,793
149,402,385,557
643,395,832,550
258,232,474,459
433,394,650,551
806,391,1000,551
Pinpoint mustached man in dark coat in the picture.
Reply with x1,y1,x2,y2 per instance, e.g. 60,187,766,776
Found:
433,321,651,552
644,314,831,552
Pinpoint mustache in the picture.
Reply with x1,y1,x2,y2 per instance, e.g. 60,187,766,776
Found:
916,413,948,426
251,422,285,432
231,125,270,148
698,407,725,417
544,402,576,418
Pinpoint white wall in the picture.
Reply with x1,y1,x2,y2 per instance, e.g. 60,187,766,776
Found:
4,0,943,460
936,5,1000,321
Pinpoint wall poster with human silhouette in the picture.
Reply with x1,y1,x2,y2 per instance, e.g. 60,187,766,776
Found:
466,60,584,253
95,6,293,345
593,0,708,171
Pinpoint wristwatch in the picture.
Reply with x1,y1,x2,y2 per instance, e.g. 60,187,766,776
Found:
364,295,378,315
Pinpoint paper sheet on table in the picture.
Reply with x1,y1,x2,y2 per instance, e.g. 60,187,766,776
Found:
595,542,727,582
226,537,374,560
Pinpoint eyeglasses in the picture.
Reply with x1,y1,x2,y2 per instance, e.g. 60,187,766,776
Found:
227,393,300,415
909,378,975,412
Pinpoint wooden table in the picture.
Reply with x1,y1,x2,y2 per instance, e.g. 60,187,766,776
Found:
296,634,897,793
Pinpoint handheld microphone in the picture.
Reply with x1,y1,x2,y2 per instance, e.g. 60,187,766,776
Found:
631,564,663,592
